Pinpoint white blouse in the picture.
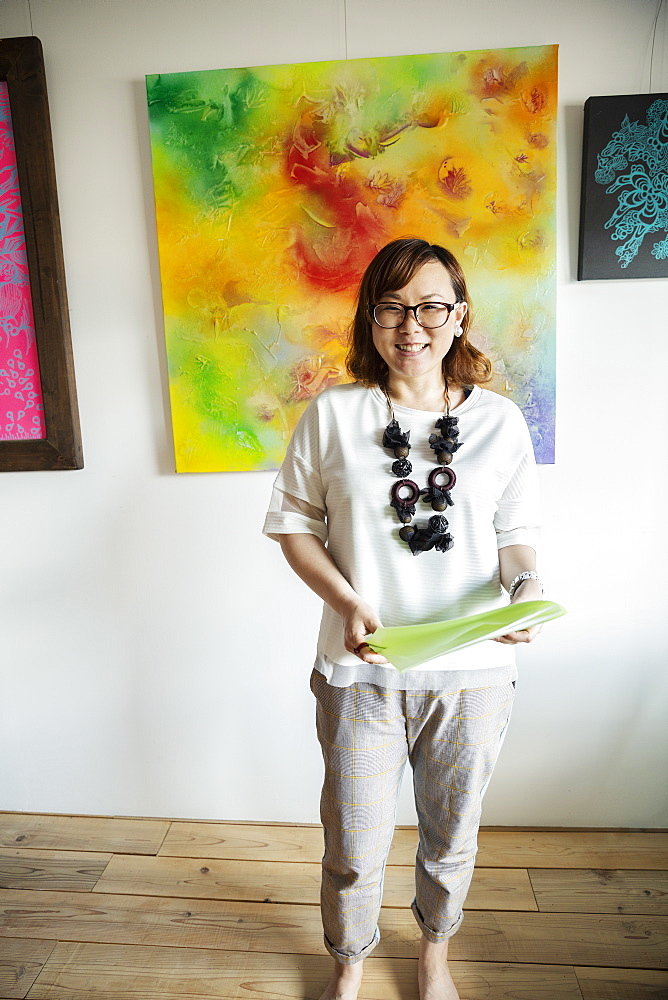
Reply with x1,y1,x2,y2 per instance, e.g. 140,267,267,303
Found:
263,383,540,690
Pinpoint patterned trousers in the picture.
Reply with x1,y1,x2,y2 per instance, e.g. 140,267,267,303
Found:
311,669,515,963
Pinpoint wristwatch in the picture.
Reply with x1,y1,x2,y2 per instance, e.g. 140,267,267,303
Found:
508,571,542,600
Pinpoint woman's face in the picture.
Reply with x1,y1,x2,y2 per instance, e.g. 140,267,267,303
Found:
370,261,467,387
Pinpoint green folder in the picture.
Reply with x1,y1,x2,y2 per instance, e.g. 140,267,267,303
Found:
364,600,566,672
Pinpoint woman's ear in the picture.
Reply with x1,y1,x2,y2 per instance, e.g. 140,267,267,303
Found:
454,300,468,336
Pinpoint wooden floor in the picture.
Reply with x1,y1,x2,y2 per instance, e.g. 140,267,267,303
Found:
0,813,667,999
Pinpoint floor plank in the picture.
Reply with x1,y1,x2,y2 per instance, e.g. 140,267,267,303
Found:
159,821,325,862
445,912,668,969
3,889,665,969
530,868,668,915
159,822,668,869
0,888,326,955
0,938,57,1000
0,850,110,893
0,815,168,856
26,941,583,999
575,966,668,999
91,854,536,910
473,830,668,871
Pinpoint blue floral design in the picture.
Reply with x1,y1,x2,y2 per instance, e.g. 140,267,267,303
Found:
594,99,668,268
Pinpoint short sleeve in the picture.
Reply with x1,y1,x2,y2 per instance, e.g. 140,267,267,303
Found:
262,399,328,543
263,487,328,543
494,415,541,551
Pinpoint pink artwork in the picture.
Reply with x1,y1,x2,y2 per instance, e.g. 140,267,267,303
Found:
0,81,45,441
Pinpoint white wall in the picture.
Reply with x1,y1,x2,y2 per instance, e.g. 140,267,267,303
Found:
1,0,666,827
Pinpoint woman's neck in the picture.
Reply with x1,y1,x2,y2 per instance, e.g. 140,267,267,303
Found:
385,375,465,413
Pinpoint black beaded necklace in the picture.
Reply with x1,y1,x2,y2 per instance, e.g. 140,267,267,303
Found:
382,385,463,556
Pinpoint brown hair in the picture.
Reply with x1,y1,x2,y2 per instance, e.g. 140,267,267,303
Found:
346,237,492,388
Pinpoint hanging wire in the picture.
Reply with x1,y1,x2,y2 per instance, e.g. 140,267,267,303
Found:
342,0,348,60
649,0,665,92
27,0,34,35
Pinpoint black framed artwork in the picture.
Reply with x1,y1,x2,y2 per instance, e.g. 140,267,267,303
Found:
578,93,668,280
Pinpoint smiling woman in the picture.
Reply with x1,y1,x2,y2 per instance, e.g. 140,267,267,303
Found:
263,237,545,1000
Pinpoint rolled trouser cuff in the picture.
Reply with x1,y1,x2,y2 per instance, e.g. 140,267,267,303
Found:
323,926,380,965
411,899,464,942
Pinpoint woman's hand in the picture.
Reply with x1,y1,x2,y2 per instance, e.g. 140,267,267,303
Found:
493,623,543,644
493,576,543,645
342,600,389,664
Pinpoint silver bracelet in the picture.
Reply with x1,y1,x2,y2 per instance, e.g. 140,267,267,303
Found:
508,571,542,599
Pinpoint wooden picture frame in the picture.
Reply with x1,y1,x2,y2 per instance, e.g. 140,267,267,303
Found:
0,36,82,471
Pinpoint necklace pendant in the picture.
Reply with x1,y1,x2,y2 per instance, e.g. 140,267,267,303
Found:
383,419,411,457
420,467,456,513
390,479,419,523
406,515,454,556
392,457,412,477
430,416,463,466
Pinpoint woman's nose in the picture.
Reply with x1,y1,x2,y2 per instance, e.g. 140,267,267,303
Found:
398,307,421,332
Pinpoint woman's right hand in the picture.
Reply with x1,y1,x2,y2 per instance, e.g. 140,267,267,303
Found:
342,600,388,664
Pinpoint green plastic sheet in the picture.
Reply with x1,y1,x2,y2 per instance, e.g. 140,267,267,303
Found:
365,600,566,672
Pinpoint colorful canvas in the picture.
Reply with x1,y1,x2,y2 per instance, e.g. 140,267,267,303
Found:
146,45,557,472
0,82,45,441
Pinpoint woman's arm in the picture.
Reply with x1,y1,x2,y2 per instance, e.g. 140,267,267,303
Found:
494,543,543,645
278,533,388,663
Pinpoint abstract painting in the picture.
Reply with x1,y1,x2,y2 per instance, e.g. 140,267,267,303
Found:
578,93,668,280
0,81,45,441
146,45,558,472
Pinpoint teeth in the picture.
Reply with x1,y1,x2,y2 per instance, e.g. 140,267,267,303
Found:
397,344,427,353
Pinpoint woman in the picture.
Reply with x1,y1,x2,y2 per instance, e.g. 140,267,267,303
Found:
263,238,542,1000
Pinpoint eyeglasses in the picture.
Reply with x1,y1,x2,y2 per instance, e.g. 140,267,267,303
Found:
372,301,458,330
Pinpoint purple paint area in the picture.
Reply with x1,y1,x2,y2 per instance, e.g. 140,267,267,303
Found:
0,81,45,441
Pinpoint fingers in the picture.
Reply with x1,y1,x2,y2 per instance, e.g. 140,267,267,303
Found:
492,625,542,645
350,640,387,663
351,641,388,664
493,631,528,644
345,631,374,654
343,603,384,660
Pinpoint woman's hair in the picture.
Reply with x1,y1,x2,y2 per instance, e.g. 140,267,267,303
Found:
346,237,492,388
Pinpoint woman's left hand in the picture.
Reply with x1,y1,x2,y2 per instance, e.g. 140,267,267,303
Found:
492,623,543,644
493,572,543,645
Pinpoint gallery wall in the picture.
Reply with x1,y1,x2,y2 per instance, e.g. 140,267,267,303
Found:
0,0,666,827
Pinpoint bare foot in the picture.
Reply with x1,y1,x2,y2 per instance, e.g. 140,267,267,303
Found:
319,958,364,1000
418,936,460,1000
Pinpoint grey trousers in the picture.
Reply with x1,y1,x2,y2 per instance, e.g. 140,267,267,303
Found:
311,669,515,963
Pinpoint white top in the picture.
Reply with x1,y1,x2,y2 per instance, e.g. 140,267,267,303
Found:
263,383,540,690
